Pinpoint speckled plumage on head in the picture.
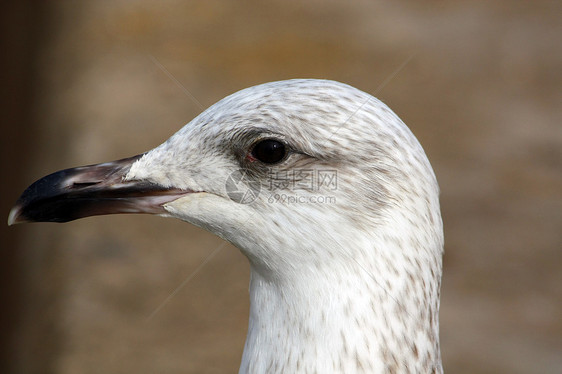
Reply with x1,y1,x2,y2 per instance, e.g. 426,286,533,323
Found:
10,79,444,373
127,79,444,373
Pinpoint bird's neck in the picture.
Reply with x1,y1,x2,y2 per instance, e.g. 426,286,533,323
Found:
238,237,443,374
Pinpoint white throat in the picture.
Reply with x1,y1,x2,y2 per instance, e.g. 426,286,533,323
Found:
238,210,443,374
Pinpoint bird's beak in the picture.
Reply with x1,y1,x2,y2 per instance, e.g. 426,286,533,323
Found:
8,154,190,225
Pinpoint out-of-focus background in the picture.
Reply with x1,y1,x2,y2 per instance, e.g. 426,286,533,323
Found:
1,1,560,373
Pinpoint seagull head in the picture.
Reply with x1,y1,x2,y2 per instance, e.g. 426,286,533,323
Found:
9,79,441,276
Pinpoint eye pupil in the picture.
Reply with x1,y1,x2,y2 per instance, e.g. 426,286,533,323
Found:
251,139,287,164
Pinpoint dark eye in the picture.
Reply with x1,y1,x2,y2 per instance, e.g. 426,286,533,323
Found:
251,139,287,164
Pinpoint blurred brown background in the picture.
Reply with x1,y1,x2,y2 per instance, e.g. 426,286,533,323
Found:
1,1,560,373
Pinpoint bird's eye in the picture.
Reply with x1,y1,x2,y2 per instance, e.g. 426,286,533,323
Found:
251,139,287,164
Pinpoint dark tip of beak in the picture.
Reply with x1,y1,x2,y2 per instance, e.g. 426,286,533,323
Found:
8,154,190,225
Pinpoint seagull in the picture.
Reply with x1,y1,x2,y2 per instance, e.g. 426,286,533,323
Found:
9,79,444,373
